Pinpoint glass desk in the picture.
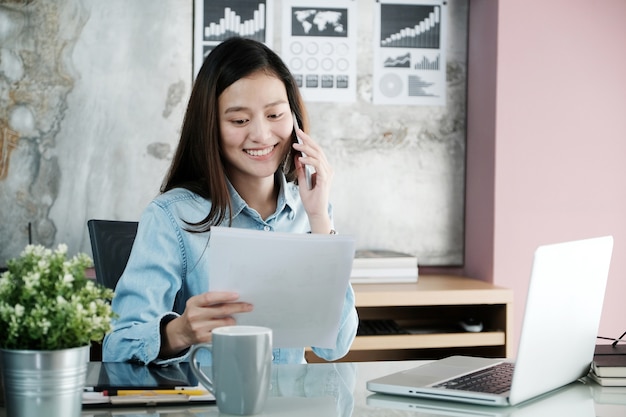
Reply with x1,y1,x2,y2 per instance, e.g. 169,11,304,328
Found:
1,360,625,416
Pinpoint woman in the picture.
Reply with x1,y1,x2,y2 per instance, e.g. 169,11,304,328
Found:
102,37,358,365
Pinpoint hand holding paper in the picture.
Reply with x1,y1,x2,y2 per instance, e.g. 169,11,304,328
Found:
208,227,355,348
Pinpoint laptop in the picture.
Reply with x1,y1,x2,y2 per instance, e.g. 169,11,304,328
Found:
367,235,614,406
366,380,595,416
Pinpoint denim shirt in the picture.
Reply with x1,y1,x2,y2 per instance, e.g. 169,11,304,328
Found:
102,173,358,366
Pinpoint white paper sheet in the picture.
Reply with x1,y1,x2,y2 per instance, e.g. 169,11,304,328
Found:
193,0,275,78
373,0,447,106
208,227,355,348
281,0,358,103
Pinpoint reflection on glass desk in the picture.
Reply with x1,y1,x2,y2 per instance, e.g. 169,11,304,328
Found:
367,384,593,416
2,360,626,416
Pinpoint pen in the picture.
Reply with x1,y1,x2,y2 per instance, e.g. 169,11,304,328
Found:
103,389,208,396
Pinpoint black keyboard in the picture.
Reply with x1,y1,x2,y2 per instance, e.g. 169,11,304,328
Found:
357,320,408,336
433,362,515,394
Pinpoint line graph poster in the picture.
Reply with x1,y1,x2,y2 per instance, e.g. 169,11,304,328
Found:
281,0,357,103
373,0,447,106
193,0,275,78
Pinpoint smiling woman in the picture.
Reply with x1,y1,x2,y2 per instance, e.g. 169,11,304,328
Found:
102,37,358,368
218,71,294,196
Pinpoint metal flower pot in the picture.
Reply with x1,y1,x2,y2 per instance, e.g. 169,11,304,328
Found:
0,345,89,417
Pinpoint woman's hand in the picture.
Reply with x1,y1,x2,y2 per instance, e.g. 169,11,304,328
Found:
293,128,334,234
159,291,253,358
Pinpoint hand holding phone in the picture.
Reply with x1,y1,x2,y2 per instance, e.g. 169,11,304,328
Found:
292,112,314,190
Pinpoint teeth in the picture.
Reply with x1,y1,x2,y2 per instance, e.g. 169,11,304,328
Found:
245,146,274,157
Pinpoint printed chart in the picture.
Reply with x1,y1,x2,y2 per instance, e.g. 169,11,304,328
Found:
373,0,447,106
281,0,357,103
193,0,275,78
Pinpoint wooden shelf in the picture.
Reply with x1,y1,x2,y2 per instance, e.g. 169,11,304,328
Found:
351,331,506,351
306,275,513,363
353,275,513,307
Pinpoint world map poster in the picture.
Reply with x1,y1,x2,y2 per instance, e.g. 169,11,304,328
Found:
281,0,357,103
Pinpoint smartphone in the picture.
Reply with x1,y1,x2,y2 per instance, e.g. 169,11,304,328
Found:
292,112,314,190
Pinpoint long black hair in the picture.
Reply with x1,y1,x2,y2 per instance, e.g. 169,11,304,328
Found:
161,37,308,231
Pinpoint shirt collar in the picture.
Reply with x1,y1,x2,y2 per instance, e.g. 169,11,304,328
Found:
226,172,298,220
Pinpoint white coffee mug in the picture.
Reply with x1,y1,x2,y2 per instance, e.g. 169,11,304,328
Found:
190,325,272,415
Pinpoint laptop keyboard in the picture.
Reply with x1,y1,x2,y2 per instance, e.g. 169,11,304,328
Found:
433,362,515,394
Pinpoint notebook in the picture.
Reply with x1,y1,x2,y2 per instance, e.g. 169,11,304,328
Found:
83,362,215,407
367,235,614,406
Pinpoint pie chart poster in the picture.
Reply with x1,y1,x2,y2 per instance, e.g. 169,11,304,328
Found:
373,0,447,106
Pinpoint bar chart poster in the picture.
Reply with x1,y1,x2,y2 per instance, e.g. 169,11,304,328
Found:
193,0,275,78
373,0,447,106
281,0,357,103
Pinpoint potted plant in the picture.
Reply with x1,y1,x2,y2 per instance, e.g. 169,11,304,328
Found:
0,244,115,417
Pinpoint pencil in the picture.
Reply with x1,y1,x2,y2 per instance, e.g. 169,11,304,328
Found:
104,389,208,396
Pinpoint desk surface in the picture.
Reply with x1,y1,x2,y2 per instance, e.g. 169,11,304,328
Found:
1,360,625,417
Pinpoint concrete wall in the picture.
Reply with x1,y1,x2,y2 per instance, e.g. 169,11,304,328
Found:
0,0,468,267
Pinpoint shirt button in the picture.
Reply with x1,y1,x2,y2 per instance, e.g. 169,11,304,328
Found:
264,225,271,232
288,212,295,220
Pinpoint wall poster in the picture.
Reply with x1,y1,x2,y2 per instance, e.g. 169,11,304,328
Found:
193,0,275,78
281,0,357,103
373,0,447,106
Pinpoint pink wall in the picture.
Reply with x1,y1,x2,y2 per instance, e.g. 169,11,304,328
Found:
466,0,626,356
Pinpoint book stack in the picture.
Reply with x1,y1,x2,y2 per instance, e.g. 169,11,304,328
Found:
350,249,418,284
588,344,626,386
